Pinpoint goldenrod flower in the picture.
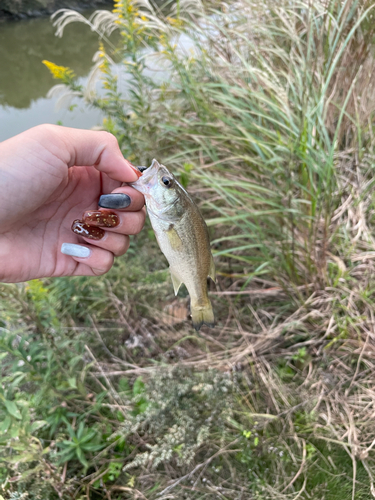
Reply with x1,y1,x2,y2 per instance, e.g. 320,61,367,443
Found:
42,60,76,82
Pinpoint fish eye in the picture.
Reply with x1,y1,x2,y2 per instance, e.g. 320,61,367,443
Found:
161,176,173,188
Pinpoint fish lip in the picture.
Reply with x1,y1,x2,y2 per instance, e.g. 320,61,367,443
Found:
130,159,160,193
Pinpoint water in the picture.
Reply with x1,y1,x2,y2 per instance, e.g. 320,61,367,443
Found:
0,12,106,142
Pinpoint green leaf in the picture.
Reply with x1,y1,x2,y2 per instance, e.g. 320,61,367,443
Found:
76,422,85,439
118,377,131,394
30,420,48,433
10,425,20,438
58,449,76,463
11,374,26,388
68,377,77,389
82,442,103,452
133,377,145,396
4,400,22,420
0,415,11,433
76,447,89,468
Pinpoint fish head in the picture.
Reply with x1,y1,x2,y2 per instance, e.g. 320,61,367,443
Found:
131,159,187,218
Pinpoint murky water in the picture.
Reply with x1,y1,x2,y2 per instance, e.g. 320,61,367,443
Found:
0,12,106,142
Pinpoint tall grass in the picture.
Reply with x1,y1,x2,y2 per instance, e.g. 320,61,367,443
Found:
49,0,375,288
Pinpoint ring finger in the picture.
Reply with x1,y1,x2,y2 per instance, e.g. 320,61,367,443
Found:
80,208,146,236
84,228,130,257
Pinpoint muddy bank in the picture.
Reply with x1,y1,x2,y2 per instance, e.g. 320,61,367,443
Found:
0,0,113,20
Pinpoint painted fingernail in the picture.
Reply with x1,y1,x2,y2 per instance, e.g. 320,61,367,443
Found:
136,165,148,173
127,161,143,178
98,193,131,209
71,220,105,240
83,210,120,228
61,243,92,258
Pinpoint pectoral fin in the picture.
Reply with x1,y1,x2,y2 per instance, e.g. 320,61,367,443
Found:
208,254,216,282
170,268,183,295
167,225,183,251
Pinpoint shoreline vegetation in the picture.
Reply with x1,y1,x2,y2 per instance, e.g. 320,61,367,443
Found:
0,0,113,21
2,1,375,499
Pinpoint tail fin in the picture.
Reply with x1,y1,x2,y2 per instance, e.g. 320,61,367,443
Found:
191,301,215,331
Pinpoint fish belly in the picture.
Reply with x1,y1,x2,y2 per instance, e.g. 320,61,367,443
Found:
150,211,214,330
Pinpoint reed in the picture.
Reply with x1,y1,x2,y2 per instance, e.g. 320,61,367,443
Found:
48,0,375,289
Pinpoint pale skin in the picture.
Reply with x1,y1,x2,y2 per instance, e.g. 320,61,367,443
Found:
0,124,146,283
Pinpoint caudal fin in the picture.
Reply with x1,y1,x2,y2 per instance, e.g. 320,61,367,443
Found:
191,302,215,331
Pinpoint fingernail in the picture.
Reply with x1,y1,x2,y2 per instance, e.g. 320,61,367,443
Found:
61,243,92,258
98,193,131,209
136,165,148,173
127,161,143,178
71,220,105,240
83,210,119,227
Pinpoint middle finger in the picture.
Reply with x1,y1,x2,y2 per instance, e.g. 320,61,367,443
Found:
98,186,145,212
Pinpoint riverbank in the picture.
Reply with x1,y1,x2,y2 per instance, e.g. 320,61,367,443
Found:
0,0,112,20
0,5,105,139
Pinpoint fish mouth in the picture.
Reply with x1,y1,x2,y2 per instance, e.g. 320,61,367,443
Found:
130,159,160,194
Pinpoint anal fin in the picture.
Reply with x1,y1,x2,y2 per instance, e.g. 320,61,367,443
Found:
170,268,183,296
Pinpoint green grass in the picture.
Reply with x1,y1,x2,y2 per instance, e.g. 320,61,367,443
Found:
2,0,375,498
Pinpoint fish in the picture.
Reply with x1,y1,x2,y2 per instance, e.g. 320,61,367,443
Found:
131,159,215,331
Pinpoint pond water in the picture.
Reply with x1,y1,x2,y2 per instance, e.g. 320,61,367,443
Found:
0,11,106,142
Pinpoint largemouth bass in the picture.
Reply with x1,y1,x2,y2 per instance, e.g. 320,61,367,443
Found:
131,159,215,331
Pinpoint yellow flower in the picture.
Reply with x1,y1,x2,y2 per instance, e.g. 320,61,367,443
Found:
166,16,184,27
98,42,106,58
42,60,76,81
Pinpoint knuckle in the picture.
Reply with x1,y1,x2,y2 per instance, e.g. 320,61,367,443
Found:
92,253,114,275
113,236,130,256
128,211,146,234
100,131,118,147
92,268,107,276
31,123,59,140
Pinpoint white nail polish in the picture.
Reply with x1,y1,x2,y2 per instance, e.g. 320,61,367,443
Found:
61,243,91,258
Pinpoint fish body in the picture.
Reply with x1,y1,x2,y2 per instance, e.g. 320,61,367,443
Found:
131,159,215,330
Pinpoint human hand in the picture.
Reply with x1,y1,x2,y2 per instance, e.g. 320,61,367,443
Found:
0,125,146,283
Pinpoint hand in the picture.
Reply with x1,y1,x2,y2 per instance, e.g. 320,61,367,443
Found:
0,125,146,283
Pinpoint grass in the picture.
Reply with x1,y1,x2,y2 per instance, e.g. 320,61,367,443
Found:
2,0,375,498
